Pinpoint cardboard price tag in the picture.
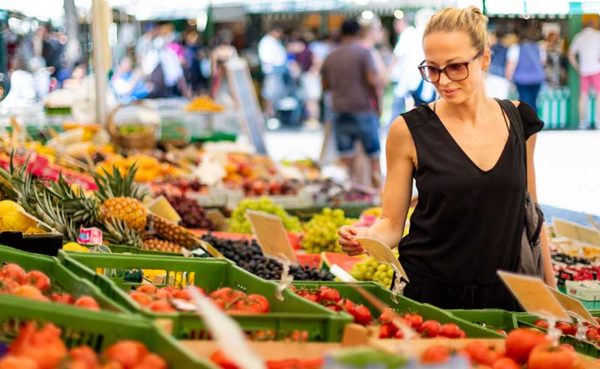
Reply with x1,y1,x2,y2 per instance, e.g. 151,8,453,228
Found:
498,271,571,322
245,210,297,264
553,218,600,246
356,237,409,282
330,264,356,283
548,287,598,326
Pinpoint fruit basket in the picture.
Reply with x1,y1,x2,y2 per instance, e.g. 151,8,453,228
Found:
107,101,158,152
293,281,503,339
515,313,600,357
0,244,127,312
58,251,351,341
0,294,216,369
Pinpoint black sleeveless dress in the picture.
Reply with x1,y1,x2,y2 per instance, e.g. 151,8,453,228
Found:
398,101,544,310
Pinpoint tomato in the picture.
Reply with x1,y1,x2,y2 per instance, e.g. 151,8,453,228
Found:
232,294,270,314
393,329,404,339
132,353,167,369
465,340,500,366
136,285,157,295
74,296,100,311
9,323,67,369
69,346,98,367
317,287,341,303
439,323,463,339
210,288,246,304
1,263,26,283
555,321,575,336
0,355,39,369
24,270,50,292
50,293,75,305
13,285,49,302
403,313,424,329
586,327,599,341
528,344,577,369
130,292,152,307
340,299,356,314
505,328,549,364
148,299,176,313
534,319,550,330
0,278,19,293
266,359,300,369
246,294,270,313
421,345,451,364
418,320,441,338
172,289,191,300
496,329,508,336
492,358,520,369
105,341,149,369
352,305,372,326
209,350,239,369
154,289,173,300
289,330,309,342
379,324,393,339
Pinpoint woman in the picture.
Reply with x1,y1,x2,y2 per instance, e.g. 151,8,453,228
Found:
338,6,554,310
506,28,546,111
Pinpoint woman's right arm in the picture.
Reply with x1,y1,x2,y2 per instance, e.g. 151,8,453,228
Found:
338,116,416,254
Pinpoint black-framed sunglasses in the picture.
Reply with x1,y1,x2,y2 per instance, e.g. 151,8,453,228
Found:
418,50,484,83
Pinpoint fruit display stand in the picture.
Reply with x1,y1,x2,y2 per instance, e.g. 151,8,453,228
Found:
0,294,216,369
58,251,351,341
293,281,503,339
0,244,127,313
0,232,63,256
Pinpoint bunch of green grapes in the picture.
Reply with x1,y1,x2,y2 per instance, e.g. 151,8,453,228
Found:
350,257,394,288
302,208,353,253
229,197,302,234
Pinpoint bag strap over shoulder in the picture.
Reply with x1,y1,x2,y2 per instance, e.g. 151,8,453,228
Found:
495,98,526,165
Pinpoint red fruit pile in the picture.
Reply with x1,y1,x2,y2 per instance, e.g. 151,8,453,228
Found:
378,309,467,339
0,263,100,311
129,285,271,315
0,321,168,369
535,318,600,344
293,286,373,325
421,328,577,369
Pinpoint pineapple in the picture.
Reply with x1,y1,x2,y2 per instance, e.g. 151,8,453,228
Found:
142,238,182,253
149,214,199,249
95,165,149,233
102,218,143,248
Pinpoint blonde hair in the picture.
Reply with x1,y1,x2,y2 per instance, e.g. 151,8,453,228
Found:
424,6,489,52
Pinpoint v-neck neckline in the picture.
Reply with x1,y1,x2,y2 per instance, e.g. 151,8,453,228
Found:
426,101,512,174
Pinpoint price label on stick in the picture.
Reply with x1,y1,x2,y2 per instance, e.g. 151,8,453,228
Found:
330,264,356,283
356,237,409,282
245,210,297,264
548,287,598,326
498,271,571,322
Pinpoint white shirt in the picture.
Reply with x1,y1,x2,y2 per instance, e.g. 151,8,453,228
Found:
569,27,600,76
258,34,287,74
391,26,423,97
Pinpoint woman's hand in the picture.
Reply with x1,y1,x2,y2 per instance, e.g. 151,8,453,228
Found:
338,226,371,256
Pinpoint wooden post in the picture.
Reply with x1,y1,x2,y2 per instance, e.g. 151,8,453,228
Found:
91,0,112,126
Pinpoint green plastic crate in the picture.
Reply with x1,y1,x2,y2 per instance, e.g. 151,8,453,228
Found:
58,251,350,342
0,245,126,313
0,294,216,369
294,281,503,338
516,313,600,357
448,309,519,333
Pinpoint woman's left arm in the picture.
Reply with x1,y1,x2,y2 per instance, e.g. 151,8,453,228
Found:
526,134,556,287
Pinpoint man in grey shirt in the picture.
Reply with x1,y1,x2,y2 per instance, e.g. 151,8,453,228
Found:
322,19,381,188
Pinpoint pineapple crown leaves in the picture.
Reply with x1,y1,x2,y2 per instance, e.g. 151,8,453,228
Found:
100,216,143,248
45,173,100,225
32,188,79,241
94,164,148,202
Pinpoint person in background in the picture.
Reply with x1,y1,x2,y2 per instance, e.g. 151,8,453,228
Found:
505,28,546,111
322,18,382,189
258,25,288,120
62,61,87,90
485,30,510,99
111,56,149,103
183,30,207,95
338,6,552,310
210,30,238,106
568,21,600,129
358,14,387,116
390,16,418,121
1,54,36,107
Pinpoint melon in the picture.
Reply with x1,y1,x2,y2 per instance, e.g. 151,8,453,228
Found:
295,253,321,269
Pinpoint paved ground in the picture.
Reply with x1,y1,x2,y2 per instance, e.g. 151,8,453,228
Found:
265,127,600,224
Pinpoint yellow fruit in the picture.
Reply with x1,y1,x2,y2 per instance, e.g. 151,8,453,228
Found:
63,242,90,252
24,226,46,234
1,212,36,232
101,197,147,232
0,200,23,215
